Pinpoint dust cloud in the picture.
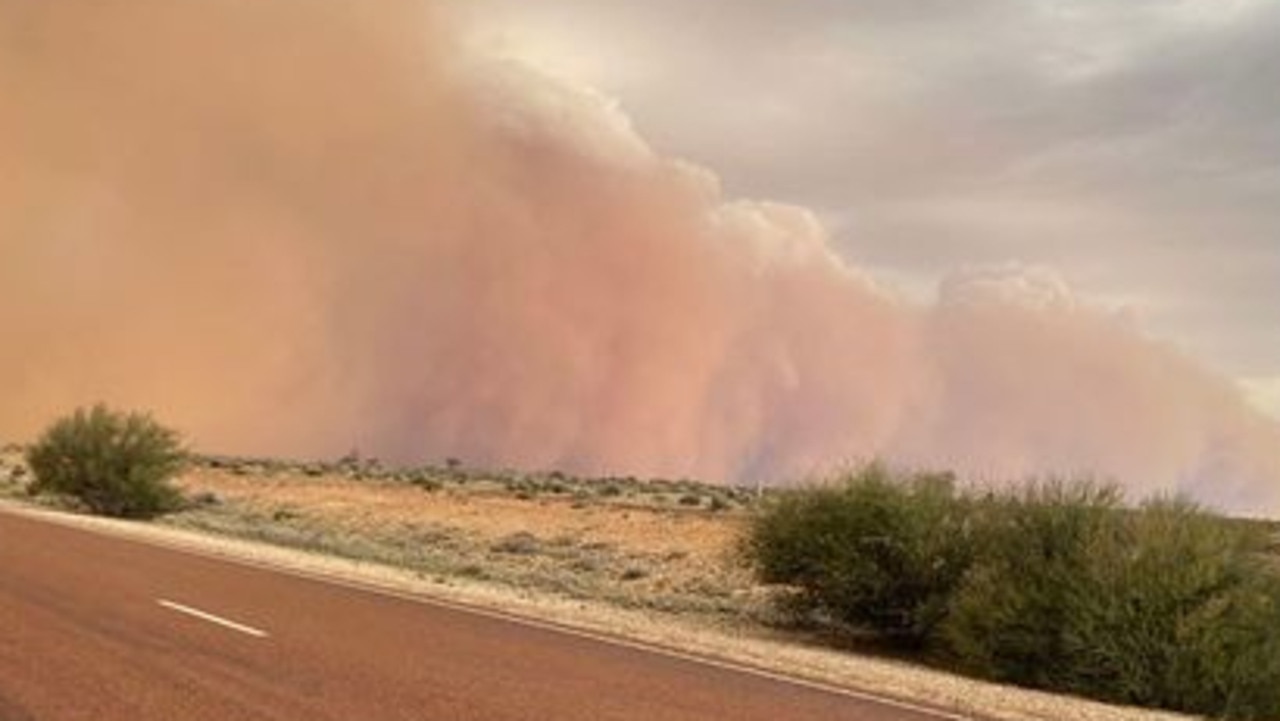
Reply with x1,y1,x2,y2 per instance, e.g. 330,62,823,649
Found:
2,0,1276,512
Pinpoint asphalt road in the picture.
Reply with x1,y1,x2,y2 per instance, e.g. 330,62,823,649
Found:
0,509,965,721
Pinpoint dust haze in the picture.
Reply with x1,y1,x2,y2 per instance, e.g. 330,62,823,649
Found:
2,0,1277,512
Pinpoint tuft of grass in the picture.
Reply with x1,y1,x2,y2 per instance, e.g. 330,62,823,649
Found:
491,532,541,556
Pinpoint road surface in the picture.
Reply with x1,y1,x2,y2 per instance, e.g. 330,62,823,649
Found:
0,508,965,720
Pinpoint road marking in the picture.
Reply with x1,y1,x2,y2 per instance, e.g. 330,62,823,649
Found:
157,599,269,638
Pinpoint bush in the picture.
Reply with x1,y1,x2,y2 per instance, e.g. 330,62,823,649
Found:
942,491,1280,718
746,469,1280,718
745,466,979,646
26,405,188,519
939,481,1126,688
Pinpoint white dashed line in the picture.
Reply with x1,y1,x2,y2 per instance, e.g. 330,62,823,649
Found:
157,599,269,638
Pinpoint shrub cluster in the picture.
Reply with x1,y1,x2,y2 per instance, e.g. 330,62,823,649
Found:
26,405,188,519
746,466,975,646
746,468,1280,719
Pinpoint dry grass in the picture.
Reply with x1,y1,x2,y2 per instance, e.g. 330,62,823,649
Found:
166,461,760,620
0,445,31,498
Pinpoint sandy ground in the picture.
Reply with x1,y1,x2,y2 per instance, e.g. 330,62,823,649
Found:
171,466,756,614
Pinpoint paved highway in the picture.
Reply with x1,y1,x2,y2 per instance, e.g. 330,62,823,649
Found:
0,509,966,720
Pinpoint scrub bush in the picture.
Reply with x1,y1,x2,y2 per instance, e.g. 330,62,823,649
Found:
746,466,979,646
26,405,187,519
747,468,1280,718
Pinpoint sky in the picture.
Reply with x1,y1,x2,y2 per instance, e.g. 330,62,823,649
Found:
3,0,1278,511
461,0,1280,418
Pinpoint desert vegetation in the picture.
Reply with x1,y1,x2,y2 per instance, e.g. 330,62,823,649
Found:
23,405,187,519
746,467,1280,718
5,418,1280,718
165,454,761,619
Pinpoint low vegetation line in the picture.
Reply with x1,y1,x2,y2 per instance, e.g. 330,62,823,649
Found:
4,404,1279,719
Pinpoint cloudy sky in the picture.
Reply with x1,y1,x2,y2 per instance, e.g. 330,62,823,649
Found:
4,0,1277,502
460,0,1280,417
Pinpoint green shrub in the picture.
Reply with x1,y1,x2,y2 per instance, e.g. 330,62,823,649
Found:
746,470,1280,718
26,405,187,519
745,465,978,646
943,491,1280,718
939,481,1126,688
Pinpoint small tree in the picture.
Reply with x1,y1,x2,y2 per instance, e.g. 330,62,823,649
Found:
26,404,187,519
